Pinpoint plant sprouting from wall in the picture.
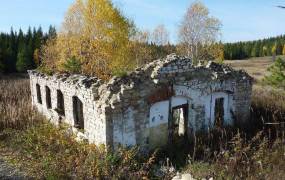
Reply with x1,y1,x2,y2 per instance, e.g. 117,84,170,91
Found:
63,57,82,74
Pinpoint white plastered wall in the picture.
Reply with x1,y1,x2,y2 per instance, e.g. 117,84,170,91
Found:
29,74,107,146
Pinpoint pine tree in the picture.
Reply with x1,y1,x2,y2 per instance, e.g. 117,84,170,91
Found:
224,34,285,60
16,46,34,72
63,57,81,74
264,58,285,88
47,25,57,39
251,43,258,57
0,27,49,73
0,49,5,72
282,45,285,55
34,27,43,49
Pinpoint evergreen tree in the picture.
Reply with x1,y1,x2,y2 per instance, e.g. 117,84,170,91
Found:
48,25,57,39
63,57,82,74
34,27,43,49
16,46,34,72
0,49,5,72
9,28,17,70
224,34,285,60
0,26,55,73
264,58,285,88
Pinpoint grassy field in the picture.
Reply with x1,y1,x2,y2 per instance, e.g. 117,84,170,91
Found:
225,55,285,81
0,57,285,179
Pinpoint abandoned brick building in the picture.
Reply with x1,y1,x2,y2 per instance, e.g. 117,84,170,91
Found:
28,54,252,150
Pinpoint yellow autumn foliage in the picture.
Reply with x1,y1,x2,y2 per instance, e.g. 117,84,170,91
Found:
40,0,136,80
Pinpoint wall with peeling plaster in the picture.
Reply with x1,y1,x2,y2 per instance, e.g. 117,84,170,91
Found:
28,54,253,150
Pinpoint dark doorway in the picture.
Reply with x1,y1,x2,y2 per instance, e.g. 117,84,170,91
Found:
167,103,190,166
57,90,65,116
214,98,224,127
36,84,42,104
73,96,84,130
169,104,189,143
45,86,52,109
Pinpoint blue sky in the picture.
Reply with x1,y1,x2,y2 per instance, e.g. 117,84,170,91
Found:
0,0,285,43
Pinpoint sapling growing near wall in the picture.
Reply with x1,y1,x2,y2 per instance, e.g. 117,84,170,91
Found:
63,57,82,74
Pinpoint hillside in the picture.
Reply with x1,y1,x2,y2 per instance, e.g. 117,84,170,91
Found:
225,55,285,81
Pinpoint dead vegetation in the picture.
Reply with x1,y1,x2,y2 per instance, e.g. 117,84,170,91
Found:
0,74,284,179
0,76,44,131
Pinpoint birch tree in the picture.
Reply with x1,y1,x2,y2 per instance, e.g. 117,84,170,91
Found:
41,0,135,79
178,1,221,63
152,24,169,46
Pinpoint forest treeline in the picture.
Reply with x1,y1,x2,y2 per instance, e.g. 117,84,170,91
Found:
224,35,285,60
0,26,176,74
1,25,285,74
0,26,56,73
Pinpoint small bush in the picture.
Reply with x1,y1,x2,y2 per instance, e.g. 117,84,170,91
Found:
62,57,82,74
263,57,285,88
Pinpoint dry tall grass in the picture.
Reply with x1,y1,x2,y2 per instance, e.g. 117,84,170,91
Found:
0,76,44,131
0,75,284,179
0,76,156,179
250,86,285,137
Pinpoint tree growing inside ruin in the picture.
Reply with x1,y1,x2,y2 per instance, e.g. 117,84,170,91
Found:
40,0,136,79
178,1,222,63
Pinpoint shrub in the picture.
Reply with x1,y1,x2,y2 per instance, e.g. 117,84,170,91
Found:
62,57,82,74
264,57,285,88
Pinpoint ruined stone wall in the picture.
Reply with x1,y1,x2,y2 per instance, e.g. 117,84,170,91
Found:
28,54,253,150
101,55,253,150
28,71,107,146
107,79,241,149
232,80,252,125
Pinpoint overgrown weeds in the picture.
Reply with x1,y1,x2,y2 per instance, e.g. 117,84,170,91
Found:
182,131,285,179
0,76,284,179
157,86,285,179
1,123,157,179
0,76,44,131
0,76,157,179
